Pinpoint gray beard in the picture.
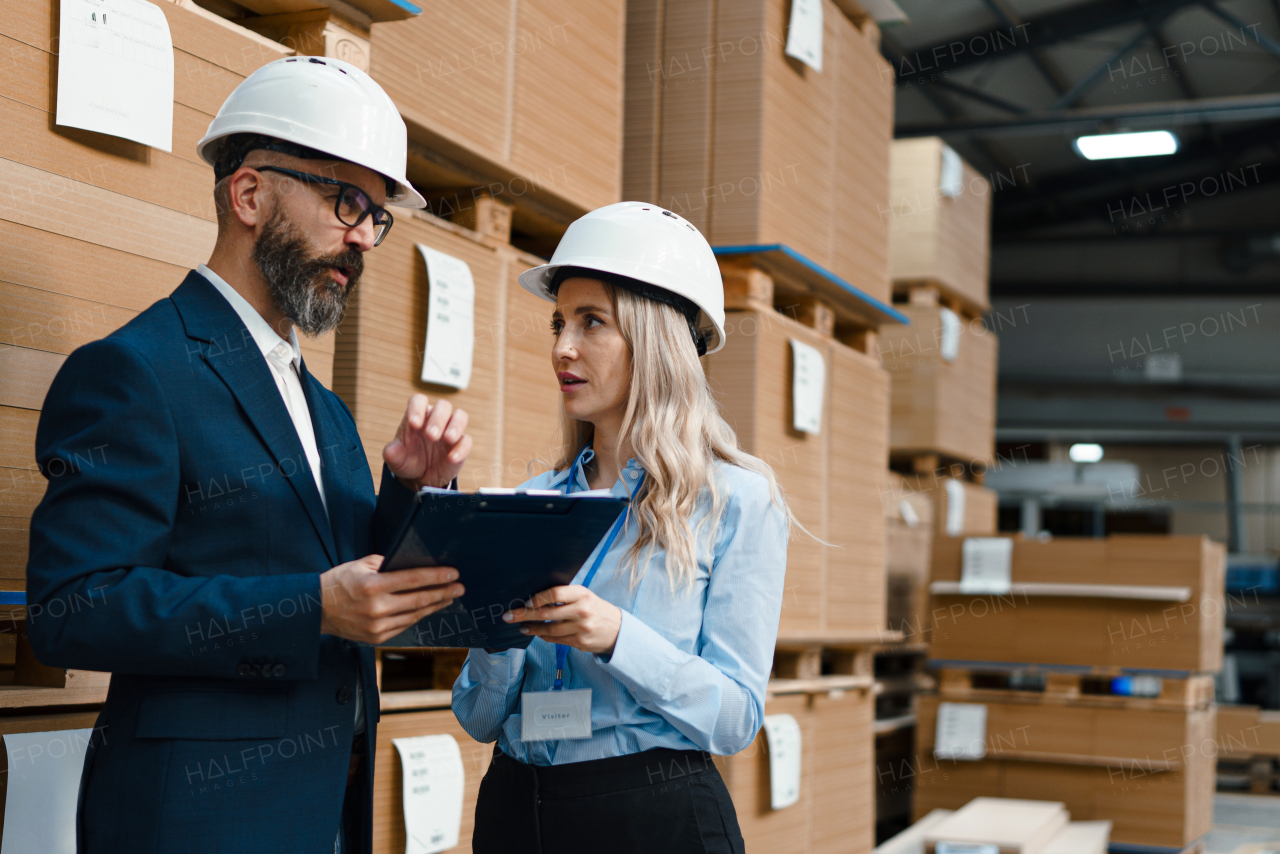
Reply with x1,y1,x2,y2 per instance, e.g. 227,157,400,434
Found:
252,209,363,336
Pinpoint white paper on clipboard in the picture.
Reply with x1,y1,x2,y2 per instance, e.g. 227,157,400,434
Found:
418,244,475,390
56,0,174,150
392,734,465,854
1,728,95,854
784,0,824,71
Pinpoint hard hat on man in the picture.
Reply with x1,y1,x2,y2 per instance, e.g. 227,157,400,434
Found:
197,55,425,209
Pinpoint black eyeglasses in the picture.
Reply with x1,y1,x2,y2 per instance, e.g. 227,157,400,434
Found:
255,166,394,247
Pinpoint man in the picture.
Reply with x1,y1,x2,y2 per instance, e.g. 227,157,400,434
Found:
26,56,464,853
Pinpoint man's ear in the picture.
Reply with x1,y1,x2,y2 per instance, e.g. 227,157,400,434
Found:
226,167,266,229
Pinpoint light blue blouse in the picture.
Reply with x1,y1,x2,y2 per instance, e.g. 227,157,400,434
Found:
451,447,789,765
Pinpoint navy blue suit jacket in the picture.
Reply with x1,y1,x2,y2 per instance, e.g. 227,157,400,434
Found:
27,271,415,853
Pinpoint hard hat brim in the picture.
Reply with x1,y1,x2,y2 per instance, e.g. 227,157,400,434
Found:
518,262,725,354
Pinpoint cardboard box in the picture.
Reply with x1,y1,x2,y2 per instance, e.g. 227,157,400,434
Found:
704,309,888,637
878,811,1109,854
888,138,992,312
929,535,1226,673
913,697,1215,848
718,688,874,854
881,304,998,467
624,0,893,303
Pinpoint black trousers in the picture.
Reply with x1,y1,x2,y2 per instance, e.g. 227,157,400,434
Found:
473,746,746,854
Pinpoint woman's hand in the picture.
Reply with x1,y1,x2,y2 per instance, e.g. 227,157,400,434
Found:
503,585,623,656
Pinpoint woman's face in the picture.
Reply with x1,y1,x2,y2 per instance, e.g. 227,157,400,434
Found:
551,277,632,428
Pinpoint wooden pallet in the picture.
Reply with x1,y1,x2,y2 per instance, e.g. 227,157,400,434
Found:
892,279,988,322
773,631,904,680
931,661,1215,710
889,450,987,484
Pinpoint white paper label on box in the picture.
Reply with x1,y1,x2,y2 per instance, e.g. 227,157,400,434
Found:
790,339,826,434
418,244,475,390
898,498,920,528
938,307,962,363
784,0,823,71
391,734,465,854
1145,352,1182,382
56,0,174,151
937,843,999,854
960,537,1013,595
934,702,987,761
943,478,966,536
939,145,964,198
762,713,802,809
1,728,95,854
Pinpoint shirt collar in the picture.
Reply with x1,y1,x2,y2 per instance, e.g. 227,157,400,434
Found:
549,445,646,496
197,264,302,370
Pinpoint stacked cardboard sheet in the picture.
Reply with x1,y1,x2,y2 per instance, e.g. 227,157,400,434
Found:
703,309,889,638
880,303,998,468
888,138,992,313
624,0,893,303
369,0,625,215
719,688,875,854
0,0,292,590
929,534,1226,672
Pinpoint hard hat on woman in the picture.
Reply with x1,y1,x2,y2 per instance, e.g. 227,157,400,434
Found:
519,201,727,354
196,55,426,209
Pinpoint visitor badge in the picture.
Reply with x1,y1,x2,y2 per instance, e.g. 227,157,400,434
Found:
520,689,592,741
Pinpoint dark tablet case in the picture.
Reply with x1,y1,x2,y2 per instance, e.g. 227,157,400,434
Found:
377,491,629,648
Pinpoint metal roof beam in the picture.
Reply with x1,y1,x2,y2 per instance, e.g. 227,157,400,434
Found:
896,93,1280,138
881,0,1201,75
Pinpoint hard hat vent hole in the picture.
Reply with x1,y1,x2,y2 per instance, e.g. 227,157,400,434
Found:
661,210,674,217
286,58,297,61
309,58,325,64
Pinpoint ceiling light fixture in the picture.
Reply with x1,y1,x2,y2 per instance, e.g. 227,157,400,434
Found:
1073,130,1179,160
1068,443,1105,463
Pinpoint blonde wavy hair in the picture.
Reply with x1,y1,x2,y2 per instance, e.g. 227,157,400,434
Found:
551,280,798,592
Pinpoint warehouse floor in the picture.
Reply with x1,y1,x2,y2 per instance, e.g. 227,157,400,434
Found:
1209,795,1280,852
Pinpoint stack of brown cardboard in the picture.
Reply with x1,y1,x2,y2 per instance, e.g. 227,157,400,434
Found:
0,0,288,593
887,138,991,315
880,300,999,469
624,0,893,305
717,687,876,854
704,308,889,638
929,534,1225,671
885,476,934,642
1216,704,1280,794
369,1,625,215
914,533,1226,848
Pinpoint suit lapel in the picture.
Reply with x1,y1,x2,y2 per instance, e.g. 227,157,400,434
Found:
171,272,339,566
300,363,357,563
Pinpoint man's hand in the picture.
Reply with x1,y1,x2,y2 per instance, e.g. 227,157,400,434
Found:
503,585,623,657
383,394,472,490
319,555,464,645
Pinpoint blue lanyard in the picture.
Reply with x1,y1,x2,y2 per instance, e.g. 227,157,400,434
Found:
552,469,645,690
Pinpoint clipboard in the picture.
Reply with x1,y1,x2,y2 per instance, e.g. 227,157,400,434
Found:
376,489,629,648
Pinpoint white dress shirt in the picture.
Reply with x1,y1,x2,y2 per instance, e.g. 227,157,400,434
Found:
197,265,365,737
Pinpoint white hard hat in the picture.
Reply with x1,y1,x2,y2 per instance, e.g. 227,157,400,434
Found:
519,202,726,354
196,55,425,208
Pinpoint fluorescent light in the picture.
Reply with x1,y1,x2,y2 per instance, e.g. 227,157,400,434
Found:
1069,443,1105,463
1074,131,1178,160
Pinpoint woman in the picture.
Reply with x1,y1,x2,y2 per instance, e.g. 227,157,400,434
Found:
453,202,794,854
